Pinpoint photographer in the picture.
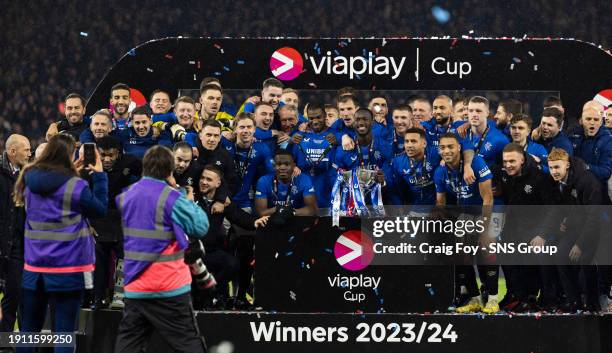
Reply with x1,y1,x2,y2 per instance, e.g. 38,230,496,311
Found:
114,145,208,353
13,134,107,353
90,136,141,308
195,165,268,309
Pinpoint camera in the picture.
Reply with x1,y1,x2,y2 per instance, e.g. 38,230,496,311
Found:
184,239,217,289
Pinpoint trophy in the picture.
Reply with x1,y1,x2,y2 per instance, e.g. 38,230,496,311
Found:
343,168,377,189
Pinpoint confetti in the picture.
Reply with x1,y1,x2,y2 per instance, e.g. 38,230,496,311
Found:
288,235,295,242
324,248,333,253
127,49,136,56
310,258,315,264
483,51,492,55
375,47,379,55
512,57,522,63
431,6,450,24
314,42,319,50
193,74,196,81
528,51,535,57
274,252,278,258
362,49,367,57
451,38,458,48
300,262,305,268
214,71,221,76
223,66,230,71
289,291,297,300
510,63,515,70
236,60,245,64
285,251,294,256
334,49,340,56
534,65,538,71
316,47,321,55
461,35,469,39
164,54,173,59
380,298,384,304
79,32,88,37
189,61,196,65
308,82,317,88
355,74,361,80
469,30,474,34
146,68,153,72
382,38,387,46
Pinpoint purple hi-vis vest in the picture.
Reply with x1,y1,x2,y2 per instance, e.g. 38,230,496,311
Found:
24,177,95,273
117,178,189,286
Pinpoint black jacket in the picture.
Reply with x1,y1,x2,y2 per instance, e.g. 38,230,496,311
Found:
195,193,257,249
493,154,556,242
0,152,25,261
174,159,203,190
195,138,238,196
547,157,603,260
89,153,141,242
56,118,89,141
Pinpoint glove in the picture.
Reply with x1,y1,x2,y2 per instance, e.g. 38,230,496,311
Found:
184,239,205,264
170,124,187,141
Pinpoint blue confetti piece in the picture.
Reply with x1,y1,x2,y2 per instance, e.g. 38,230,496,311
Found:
223,66,230,71
380,298,384,304
316,47,321,55
288,235,295,242
512,57,522,63
285,251,294,256
483,51,492,55
301,262,305,268
355,74,361,80
334,49,340,56
325,248,333,253
362,49,367,57
428,288,435,296
213,72,221,76
314,42,319,49
373,287,379,296
79,32,88,37
236,60,245,64
431,6,451,24
127,49,136,56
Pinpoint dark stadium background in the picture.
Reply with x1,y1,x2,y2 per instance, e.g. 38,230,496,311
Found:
0,0,609,150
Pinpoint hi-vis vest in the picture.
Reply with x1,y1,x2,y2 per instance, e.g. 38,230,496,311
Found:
117,178,190,289
24,177,95,273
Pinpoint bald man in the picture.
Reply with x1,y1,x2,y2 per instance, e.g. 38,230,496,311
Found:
568,107,612,200
1,134,31,333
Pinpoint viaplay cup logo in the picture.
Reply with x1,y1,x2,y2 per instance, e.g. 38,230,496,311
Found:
269,47,303,81
334,230,374,271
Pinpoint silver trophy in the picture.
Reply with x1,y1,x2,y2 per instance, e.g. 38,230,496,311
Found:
344,168,377,189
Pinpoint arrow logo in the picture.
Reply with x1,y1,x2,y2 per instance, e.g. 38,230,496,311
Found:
270,47,303,81
334,230,374,271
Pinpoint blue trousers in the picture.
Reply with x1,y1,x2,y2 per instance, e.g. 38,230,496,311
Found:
16,276,83,353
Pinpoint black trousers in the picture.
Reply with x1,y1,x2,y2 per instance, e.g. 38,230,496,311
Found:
0,256,23,332
93,241,122,302
557,265,599,305
236,235,255,299
504,265,540,300
204,247,239,293
114,292,206,353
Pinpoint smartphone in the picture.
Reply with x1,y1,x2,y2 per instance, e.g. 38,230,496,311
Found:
83,143,96,167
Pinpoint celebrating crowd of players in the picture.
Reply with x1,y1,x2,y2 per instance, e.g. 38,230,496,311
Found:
1,76,611,330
